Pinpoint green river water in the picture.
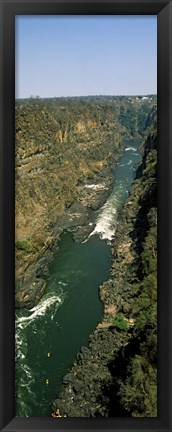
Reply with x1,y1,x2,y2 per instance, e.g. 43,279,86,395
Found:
15,140,142,417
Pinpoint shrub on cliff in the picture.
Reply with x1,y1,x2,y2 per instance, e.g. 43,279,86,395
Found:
113,315,129,332
116,128,157,417
118,353,157,417
16,240,40,253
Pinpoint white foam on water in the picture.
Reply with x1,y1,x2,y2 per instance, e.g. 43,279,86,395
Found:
89,188,123,241
15,291,63,405
15,292,60,415
89,144,142,242
16,375,37,417
15,328,28,362
58,281,67,286
125,147,137,152
16,295,62,326
15,281,65,415
21,353,25,360
86,171,133,242
84,183,106,190
20,381,34,390
16,397,33,417
15,327,29,363
24,365,33,379
15,321,35,417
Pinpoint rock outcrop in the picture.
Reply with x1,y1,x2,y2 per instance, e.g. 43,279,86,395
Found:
15,96,157,311
53,125,157,418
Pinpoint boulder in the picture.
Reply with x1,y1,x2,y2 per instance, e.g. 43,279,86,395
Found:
63,373,75,385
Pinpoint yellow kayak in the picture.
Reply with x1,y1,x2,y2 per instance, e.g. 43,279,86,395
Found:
45,378,49,385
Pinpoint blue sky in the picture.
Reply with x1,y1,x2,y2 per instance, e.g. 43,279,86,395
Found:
15,16,157,98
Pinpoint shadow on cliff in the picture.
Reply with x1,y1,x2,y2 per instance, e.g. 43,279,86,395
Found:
95,333,143,417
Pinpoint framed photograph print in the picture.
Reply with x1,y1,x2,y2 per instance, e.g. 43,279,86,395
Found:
0,1,172,432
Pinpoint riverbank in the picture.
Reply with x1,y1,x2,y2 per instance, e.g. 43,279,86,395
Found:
53,127,157,417
15,141,145,418
15,96,157,418
15,95,156,310
15,158,121,309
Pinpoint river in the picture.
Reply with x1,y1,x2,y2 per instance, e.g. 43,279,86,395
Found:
15,139,142,417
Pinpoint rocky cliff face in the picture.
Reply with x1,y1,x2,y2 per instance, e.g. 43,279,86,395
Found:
15,96,156,309
54,125,157,418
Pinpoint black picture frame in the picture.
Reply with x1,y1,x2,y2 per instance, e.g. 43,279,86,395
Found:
0,0,172,431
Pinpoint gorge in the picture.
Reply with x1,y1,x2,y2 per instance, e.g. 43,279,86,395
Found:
15,95,157,418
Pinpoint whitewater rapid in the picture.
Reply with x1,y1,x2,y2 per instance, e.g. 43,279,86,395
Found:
16,295,62,326
15,286,65,416
15,142,142,416
88,147,139,241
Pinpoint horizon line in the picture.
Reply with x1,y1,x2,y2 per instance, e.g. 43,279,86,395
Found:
15,93,157,100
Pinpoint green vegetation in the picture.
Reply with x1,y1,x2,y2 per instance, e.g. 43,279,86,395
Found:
118,353,157,417
16,239,40,253
15,96,128,261
15,95,156,263
115,126,157,417
113,315,129,332
15,96,157,417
